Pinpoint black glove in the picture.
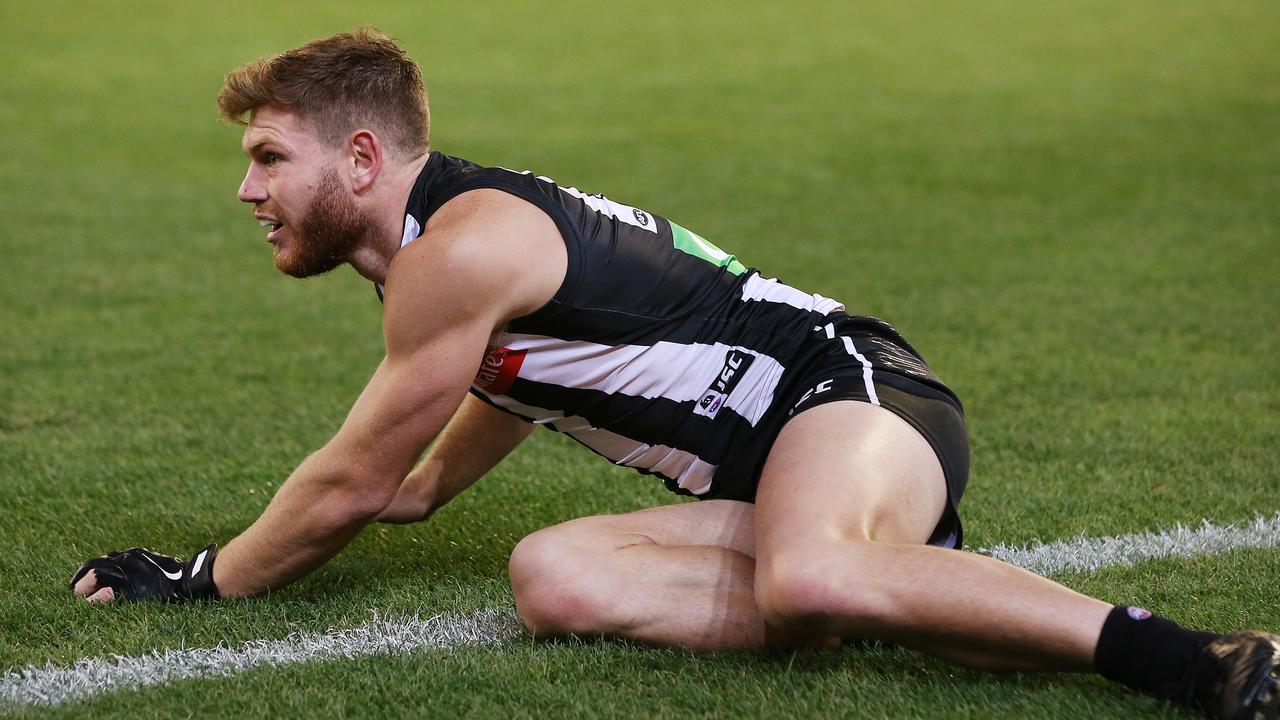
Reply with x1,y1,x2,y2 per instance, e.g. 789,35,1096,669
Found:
71,544,221,602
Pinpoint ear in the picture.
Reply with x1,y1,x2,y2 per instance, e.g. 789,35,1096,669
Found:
348,129,383,194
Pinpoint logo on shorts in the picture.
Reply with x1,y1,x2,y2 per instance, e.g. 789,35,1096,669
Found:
693,349,754,419
789,379,834,416
633,208,651,226
1126,606,1153,621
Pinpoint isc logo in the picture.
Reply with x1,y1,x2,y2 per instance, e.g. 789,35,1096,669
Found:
693,349,755,419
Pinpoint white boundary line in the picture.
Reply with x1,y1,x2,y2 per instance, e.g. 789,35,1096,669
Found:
1,608,522,707
4,513,1280,707
981,512,1280,576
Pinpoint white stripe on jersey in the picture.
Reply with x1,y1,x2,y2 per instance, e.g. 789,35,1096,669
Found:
500,333,783,427
618,444,716,495
495,167,659,234
554,184,659,234
376,214,424,296
401,213,421,247
472,389,716,495
740,273,844,315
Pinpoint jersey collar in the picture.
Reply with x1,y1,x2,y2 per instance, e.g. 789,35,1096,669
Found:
375,152,437,300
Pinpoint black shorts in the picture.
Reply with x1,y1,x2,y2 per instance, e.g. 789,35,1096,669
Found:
706,312,970,549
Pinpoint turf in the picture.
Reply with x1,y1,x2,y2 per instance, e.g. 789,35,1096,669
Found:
1,0,1278,717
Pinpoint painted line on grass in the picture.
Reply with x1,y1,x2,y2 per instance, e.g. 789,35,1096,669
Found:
1,607,523,707
4,512,1279,707
980,512,1280,576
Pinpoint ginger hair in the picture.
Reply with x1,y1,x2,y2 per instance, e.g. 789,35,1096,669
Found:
217,28,429,158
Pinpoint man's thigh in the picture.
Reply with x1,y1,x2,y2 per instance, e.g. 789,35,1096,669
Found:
519,498,756,558
754,400,949,561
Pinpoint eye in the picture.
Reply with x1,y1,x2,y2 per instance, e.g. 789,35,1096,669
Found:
264,152,281,166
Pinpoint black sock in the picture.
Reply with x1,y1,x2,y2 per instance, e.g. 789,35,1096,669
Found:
1094,605,1222,700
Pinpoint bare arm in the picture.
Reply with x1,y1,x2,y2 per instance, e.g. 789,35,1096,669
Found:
211,190,565,598
375,393,534,524
212,327,487,597
72,153,567,604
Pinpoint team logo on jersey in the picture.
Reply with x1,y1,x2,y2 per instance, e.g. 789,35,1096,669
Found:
693,350,755,419
474,346,527,395
633,208,651,226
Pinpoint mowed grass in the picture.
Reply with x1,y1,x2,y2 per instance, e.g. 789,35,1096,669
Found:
1,0,1278,717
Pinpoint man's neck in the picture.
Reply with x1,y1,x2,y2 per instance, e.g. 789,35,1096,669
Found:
347,153,431,285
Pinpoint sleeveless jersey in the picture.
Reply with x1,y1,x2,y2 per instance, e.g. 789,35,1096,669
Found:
383,152,957,500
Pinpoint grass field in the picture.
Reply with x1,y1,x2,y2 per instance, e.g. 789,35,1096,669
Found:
2,1,1278,717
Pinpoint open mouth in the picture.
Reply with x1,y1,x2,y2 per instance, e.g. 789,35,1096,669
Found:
259,218,285,242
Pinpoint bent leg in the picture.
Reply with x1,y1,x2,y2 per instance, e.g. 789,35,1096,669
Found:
508,500,835,650
753,401,1111,672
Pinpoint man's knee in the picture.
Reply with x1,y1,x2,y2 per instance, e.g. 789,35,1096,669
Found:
508,522,627,638
754,545,896,636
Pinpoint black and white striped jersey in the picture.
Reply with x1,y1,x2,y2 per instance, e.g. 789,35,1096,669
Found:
385,152,956,500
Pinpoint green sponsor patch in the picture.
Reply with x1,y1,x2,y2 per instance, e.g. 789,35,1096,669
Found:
669,221,747,275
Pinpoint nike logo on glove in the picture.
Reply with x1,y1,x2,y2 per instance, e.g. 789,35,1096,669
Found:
140,552,183,581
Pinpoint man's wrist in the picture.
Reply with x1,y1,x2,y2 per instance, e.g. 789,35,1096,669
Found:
181,543,221,600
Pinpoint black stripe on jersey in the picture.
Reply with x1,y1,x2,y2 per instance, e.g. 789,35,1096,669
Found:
544,216,740,313
561,430,701,497
467,388,538,423
405,156,832,358
469,388,702,497
418,172,590,301
508,214,747,342
509,294,827,361
505,377,756,469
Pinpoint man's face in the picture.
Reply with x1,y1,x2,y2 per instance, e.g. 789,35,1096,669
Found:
237,106,369,278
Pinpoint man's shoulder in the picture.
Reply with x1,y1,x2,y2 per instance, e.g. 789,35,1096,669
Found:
383,188,568,327
426,186,557,239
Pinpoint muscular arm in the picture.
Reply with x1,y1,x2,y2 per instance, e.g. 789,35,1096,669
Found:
211,190,566,598
375,393,534,524
213,322,486,597
71,190,565,603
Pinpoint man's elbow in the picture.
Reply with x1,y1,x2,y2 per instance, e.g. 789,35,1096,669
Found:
303,439,415,524
314,462,401,527
335,482,399,525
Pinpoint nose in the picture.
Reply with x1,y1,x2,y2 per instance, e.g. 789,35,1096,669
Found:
238,163,267,204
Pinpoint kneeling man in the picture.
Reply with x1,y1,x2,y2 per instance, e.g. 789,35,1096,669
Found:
73,30,1278,720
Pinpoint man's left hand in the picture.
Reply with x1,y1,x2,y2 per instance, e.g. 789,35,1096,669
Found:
71,545,221,603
